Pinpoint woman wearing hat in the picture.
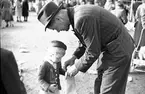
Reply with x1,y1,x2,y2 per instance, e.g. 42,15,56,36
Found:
37,1,134,94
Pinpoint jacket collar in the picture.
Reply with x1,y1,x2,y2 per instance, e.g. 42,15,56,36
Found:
67,7,74,29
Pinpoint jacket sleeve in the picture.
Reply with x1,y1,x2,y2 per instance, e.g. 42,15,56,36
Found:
59,62,66,75
74,16,101,72
73,42,86,59
38,62,50,91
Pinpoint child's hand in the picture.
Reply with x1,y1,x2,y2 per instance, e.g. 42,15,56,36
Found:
48,84,58,93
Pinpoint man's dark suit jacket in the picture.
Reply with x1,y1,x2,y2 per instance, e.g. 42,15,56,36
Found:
0,48,22,94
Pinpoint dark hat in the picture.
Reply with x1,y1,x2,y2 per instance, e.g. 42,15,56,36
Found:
50,40,67,50
37,1,63,31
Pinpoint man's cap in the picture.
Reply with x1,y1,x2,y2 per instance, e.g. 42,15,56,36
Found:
37,1,63,31
49,40,67,50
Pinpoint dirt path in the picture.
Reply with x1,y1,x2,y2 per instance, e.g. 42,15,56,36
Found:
1,12,145,94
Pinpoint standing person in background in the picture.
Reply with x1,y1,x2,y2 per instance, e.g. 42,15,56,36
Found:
134,0,145,47
15,0,22,22
94,0,103,7
1,0,13,27
22,0,29,22
78,0,86,5
104,0,115,11
111,0,128,25
129,0,142,22
36,0,43,14
37,1,134,94
86,0,94,4
0,0,3,28
0,48,25,94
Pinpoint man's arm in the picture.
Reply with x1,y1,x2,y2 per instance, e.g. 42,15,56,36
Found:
62,42,86,71
74,16,101,72
73,42,86,59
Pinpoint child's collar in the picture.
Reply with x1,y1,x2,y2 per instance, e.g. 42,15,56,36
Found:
44,56,59,65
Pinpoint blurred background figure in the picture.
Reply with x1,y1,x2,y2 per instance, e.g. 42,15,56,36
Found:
94,0,106,7
22,0,29,22
68,0,78,6
134,0,145,47
86,0,94,4
104,0,115,11
129,0,142,22
35,0,43,14
0,0,3,28
111,0,128,25
1,0,14,27
78,0,86,5
54,0,64,5
15,0,22,22
94,0,103,6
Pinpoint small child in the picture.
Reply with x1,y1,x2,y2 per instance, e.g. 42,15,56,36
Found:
38,40,67,94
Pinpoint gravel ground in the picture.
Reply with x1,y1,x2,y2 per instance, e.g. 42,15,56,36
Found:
0,12,145,94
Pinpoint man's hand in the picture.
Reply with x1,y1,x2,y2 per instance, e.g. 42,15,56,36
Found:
63,55,77,71
48,84,58,93
65,65,79,78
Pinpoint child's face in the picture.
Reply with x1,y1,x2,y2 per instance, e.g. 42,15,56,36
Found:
48,47,66,62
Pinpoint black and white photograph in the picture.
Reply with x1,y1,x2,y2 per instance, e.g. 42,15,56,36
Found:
0,0,145,94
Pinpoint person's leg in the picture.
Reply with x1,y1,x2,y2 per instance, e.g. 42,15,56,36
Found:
17,16,19,22
100,57,131,94
19,16,22,22
26,16,28,22
23,16,25,21
0,14,2,28
94,69,103,94
100,31,134,94
5,20,9,27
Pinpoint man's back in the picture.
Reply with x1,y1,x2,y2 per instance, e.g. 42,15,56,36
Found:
74,5,127,46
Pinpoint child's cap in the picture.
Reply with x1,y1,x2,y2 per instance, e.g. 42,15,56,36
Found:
49,40,67,50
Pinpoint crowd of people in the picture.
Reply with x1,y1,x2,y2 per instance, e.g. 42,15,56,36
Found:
0,0,29,29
